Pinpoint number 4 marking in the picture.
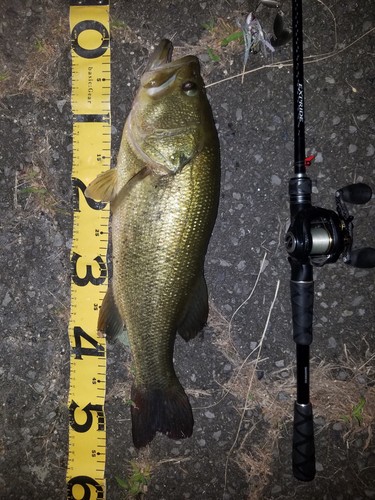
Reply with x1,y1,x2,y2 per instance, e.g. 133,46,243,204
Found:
73,326,104,359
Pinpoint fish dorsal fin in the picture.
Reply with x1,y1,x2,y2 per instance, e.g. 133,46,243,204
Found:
85,169,118,202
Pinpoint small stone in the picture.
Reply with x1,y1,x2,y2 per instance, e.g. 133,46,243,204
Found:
315,152,323,163
56,99,66,113
271,174,281,186
2,291,12,307
277,391,290,401
333,422,343,431
213,430,222,441
332,116,341,125
204,411,215,419
356,114,368,121
356,375,367,384
342,310,353,317
236,108,243,121
349,125,357,134
219,259,231,267
237,260,246,271
198,439,206,446
190,373,196,382
223,364,232,373
316,461,324,472
351,296,364,307
328,336,337,348
348,144,357,153
33,383,44,394
325,76,335,84
27,370,36,380
271,485,282,494
366,144,374,156
337,370,349,381
275,359,285,368
53,233,64,247
363,21,372,32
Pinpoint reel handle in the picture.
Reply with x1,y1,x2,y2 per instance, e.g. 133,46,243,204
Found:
347,247,375,268
337,183,372,205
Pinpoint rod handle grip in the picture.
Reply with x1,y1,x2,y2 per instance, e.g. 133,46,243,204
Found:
337,183,372,205
293,402,316,481
291,280,314,345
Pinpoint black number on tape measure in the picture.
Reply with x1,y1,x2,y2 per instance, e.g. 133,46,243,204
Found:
71,252,107,286
71,20,109,59
67,474,104,500
73,326,105,359
72,178,107,212
69,400,105,432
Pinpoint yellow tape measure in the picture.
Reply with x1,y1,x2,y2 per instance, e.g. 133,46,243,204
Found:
68,1,111,498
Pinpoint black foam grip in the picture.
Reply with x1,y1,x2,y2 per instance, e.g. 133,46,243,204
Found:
349,247,375,268
293,402,316,481
339,183,372,205
291,281,314,345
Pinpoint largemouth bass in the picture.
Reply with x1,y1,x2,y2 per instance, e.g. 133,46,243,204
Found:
85,39,220,448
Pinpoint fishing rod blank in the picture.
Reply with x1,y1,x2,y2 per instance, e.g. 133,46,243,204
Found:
286,0,375,482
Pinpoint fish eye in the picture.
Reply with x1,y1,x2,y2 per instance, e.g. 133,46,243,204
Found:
182,81,198,96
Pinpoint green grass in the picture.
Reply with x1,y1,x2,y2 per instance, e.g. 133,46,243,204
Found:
342,396,366,425
221,31,243,47
207,48,220,62
116,461,151,498
35,38,45,52
111,17,127,30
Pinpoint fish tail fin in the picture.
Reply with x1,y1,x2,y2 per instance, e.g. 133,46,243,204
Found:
130,383,194,448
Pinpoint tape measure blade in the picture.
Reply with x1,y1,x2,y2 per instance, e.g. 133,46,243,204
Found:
68,2,111,498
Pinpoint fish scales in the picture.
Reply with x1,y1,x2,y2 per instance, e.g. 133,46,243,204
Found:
85,39,220,448
113,142,219,387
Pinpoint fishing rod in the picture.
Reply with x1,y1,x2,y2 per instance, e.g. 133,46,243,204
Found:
286,0,375,481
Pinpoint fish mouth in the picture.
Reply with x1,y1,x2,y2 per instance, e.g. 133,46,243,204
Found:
145,39,173,71
145,39,197,72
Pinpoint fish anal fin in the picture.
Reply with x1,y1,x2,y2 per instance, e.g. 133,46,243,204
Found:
131,384,193,448
178,273,208,341
98,284,128,345
85,169,118,202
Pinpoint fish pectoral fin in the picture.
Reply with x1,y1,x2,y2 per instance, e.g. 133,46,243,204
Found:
178,273,208,341
85,169,118,202
111,166,151,211
98,284,128,345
